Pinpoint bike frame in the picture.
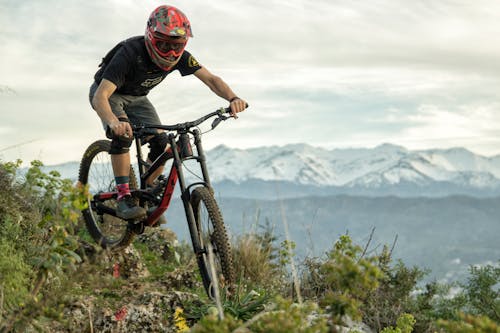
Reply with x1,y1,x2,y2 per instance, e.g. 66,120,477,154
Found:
92,129,209,255
133,128,212,228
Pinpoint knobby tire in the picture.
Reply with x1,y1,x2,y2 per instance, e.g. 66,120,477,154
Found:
190,186,235,298
78,140,137,250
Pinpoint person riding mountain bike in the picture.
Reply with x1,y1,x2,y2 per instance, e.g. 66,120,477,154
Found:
89,5,248,220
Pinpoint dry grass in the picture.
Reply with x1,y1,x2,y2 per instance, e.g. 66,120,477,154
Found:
232,233,283,290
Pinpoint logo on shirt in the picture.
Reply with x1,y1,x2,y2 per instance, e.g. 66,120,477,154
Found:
141,77,163,87
188,56,200,68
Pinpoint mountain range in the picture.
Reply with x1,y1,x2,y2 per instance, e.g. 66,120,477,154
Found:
46,143,500,198
207,143,500,195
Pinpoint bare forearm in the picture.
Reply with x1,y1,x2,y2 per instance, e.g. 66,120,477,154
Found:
194,67,248,116
207,75,238,101
92,94,119,126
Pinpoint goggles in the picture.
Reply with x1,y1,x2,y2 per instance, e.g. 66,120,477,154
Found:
153,35,187,58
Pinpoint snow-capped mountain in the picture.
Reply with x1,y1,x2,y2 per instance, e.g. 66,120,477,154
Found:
43,143,500,197
206,143,500,189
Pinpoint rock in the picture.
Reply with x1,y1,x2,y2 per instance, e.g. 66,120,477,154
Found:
333,315,375,333
136,227,178,261
92,291,199,332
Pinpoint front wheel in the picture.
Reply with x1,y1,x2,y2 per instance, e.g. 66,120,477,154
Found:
190,187,235,298
78,140,137,250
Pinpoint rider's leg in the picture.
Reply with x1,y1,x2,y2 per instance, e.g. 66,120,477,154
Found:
110,135,146,220
146,165,165,186
145,132,169,186
111,153,132,199
89,84,146,220
125,96,167,186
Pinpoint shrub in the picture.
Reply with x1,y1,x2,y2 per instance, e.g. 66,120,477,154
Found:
437,313,499,333
380,313,416,333
232,223,287,293
363,253,428,331
190,297,328,333
463,263,500,322
0,160,86,331
302,235,382,324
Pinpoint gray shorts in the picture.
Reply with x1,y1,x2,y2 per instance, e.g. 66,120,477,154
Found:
89,82,161,133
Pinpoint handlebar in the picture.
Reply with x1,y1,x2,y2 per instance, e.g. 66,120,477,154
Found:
132,104,247,135
132,107,231,134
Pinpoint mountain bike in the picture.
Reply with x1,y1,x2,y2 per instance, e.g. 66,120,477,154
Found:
78,107,237,298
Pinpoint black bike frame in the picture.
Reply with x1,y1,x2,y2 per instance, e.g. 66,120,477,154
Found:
136,128,214,257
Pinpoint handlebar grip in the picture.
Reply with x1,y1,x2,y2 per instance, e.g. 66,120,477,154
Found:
225,103,249,113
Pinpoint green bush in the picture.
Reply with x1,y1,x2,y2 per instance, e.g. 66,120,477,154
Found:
380,313,416,333
363,253,429,331
0,235,31,310
0,160,86,331
437,313,499,333
302,235,382,323
463,263,500,322
190,297,328,333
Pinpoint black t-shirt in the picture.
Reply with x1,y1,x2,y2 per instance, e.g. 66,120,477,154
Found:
93,36,202,96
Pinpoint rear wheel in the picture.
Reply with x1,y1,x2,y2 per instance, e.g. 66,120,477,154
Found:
78,140,137,250
190,186,235,298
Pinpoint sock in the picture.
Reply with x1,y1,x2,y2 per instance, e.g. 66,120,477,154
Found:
116,176,131,201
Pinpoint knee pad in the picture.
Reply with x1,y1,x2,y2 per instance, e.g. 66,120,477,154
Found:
109,134,133,155
147,132,168,162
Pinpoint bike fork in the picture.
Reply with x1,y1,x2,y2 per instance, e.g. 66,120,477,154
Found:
169,134,205,255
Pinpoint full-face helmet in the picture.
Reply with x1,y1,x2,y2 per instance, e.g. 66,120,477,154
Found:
145,5,193,70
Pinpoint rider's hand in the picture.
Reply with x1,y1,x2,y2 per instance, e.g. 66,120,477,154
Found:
109,119,133,137
229,97,248,119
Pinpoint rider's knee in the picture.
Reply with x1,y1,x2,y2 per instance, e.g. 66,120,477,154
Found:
147,132,168,162
109,134,133,155
107,117,133,155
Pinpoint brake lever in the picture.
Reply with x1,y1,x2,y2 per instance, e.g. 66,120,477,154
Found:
211,114,229,129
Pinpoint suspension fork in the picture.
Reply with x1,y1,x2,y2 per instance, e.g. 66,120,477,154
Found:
170,133,204,253
192,129,212,189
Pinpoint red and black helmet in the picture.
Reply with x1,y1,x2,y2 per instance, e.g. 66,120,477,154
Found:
145,5,193,70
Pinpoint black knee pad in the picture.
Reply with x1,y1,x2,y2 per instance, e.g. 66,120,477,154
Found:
147,132,168,162
109,134,133,155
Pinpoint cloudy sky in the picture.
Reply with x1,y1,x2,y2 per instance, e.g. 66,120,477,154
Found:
1,0,500,165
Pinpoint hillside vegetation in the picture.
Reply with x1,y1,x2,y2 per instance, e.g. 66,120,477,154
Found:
0,160,498,332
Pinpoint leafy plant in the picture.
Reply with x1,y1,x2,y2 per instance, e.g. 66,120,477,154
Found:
437,313,499,333
380,313,416,333
463,263,500,321
190,297,328,333
0,160,87,331
304,235,382,323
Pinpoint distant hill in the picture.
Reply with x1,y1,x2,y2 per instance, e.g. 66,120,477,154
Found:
165,194,500,284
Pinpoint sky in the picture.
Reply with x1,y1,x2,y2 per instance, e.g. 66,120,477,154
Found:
1,0,500,165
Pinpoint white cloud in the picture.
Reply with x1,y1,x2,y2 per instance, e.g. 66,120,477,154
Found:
1,0,500,164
